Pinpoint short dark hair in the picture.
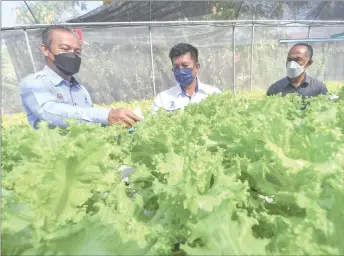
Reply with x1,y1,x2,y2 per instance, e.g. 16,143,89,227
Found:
41,25,74,48
291,43,314,59
169,43,199,63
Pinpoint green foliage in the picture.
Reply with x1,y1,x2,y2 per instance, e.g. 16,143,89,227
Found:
2,88,344,255
324,80,344,93
15,1,81,24
1,46,22,114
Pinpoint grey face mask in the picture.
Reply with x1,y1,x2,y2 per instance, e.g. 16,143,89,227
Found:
286,61,307,79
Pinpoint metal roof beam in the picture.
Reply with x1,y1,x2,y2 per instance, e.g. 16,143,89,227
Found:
280,37,344,43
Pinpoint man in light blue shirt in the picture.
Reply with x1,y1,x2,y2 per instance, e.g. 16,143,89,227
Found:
20,25,141,129
152,43,221,112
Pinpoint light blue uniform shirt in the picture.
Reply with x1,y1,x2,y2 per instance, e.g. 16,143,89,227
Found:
19,65,111,129
152,78,221,112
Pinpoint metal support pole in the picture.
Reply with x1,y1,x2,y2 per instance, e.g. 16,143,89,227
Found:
249,24,255,94
149,26,156,97
24,29,37,73
232,26,236,94
24,1,40,24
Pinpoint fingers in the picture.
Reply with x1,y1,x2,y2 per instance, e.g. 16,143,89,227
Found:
116,120,131,128
108,108,140,128
121,114,136,128
125,110,142,122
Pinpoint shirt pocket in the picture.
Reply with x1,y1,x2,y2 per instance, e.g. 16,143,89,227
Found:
71,90,92,107
53,87,72,104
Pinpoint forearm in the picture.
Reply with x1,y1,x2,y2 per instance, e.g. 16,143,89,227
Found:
38,101,111,127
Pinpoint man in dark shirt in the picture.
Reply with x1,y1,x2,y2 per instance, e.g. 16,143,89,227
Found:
267,43,328,97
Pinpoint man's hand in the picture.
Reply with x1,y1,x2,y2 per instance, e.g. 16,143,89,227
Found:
108,108,142,128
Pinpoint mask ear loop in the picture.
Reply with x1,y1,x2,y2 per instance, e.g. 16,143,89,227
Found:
302,59,310,72
43,44,63,75
46,46,57,64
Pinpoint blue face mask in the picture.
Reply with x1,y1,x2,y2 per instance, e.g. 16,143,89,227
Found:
173,68,195,88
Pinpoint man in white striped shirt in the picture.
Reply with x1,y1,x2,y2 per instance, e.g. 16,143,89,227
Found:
152,43,221,113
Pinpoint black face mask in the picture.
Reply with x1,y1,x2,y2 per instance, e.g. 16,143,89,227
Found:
48,49,81,76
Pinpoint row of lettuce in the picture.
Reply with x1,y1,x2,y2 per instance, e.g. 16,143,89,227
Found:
1,86,344,255
2,81,343,129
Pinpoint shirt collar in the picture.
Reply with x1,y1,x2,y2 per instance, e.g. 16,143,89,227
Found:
42,65,80,87
284,74,310,87
304,74,311,84
178,77,204,96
